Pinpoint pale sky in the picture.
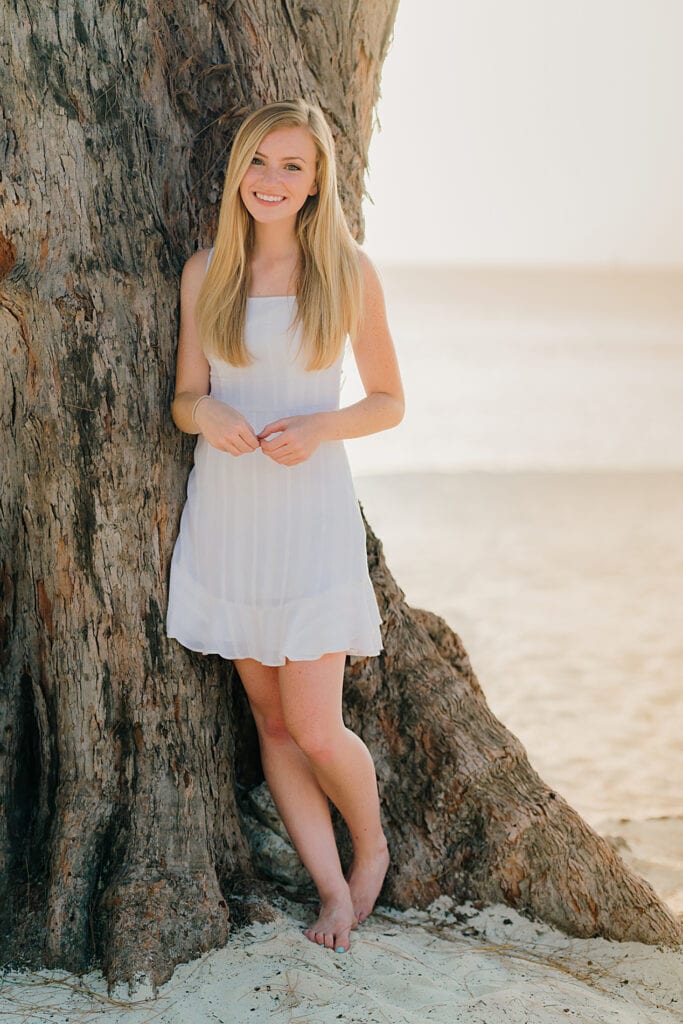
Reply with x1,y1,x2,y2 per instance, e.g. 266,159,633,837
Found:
362,0,683,266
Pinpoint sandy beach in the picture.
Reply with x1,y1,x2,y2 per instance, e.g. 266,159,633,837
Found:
1,894,681,1023
355,470,683,831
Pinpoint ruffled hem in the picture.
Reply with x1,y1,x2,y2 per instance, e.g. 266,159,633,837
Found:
166,560,384,667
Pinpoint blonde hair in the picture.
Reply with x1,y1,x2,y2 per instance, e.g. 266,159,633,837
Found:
195,98,363,371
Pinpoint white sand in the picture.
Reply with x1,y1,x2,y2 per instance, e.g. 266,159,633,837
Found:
1,895,681,1023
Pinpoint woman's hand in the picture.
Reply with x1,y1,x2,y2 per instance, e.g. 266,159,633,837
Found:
257,414,324,466
194,397,261,456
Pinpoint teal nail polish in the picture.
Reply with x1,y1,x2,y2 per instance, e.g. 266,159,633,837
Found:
336,946,345,953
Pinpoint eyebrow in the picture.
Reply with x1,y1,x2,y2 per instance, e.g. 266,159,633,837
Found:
254,150,307,163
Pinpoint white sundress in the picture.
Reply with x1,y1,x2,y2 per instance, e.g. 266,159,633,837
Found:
165,248,384,666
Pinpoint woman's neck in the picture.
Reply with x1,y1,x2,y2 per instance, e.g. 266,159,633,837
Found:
251,218,300,263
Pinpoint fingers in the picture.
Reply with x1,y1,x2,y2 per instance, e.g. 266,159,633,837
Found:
262,451,301,466
258,419,287,438
259,436,286,454
257,417,316,458
222,423,260,455
258,430,295,463
237,428,261,452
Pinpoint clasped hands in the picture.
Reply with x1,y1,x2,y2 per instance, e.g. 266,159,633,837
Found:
194,397,324,467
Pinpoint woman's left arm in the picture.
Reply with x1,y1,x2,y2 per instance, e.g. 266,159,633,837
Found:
314,250,405,442
259,252,404,461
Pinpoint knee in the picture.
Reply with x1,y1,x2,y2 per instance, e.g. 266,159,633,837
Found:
287,724,342,765
252,709,292,743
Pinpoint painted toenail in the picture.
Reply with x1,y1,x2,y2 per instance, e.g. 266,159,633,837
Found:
336,946,345,953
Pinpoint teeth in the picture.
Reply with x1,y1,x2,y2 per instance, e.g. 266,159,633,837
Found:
255,192,284,202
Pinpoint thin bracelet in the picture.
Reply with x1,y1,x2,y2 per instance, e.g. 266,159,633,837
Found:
191,394,211,425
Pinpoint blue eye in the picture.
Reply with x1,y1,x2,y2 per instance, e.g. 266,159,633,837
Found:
251,157,301,171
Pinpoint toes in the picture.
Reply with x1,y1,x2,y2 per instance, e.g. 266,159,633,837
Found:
304,905,355,953
304,926,351,953
304,926,326,946
335,927,351,953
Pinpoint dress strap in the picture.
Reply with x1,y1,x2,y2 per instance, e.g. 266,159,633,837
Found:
206,246,215,272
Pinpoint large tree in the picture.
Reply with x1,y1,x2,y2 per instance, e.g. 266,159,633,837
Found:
1,0,679,994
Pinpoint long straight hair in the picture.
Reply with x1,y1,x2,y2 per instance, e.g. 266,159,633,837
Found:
195,99,363,370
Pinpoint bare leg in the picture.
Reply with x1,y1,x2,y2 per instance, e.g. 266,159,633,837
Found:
232,657,357,952
278,652,390,926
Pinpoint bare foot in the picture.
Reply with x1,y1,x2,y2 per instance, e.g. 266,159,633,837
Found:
303,885,358,953
345,840,391,924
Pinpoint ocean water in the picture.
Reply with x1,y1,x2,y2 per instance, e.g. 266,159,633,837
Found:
343,265,683,845
342,264,683,474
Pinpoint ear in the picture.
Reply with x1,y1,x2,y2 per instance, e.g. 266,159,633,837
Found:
309,181,318,196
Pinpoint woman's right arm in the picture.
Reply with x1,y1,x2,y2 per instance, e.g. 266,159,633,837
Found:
170,251,261,456
171,250,215,435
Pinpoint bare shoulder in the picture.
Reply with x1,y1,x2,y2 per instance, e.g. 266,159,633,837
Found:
353,245,389,324
180,247,213,296
355,246,385,297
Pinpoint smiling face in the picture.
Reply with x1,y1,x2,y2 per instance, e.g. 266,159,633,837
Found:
238,125,319,222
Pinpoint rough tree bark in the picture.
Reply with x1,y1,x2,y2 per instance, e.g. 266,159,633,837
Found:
0,0,680,995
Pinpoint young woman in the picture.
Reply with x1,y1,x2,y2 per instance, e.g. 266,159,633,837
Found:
166,99,404,955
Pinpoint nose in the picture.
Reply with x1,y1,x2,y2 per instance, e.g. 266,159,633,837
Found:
258,167,283,189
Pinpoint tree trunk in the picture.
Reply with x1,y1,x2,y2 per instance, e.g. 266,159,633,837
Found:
0,0,679,994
